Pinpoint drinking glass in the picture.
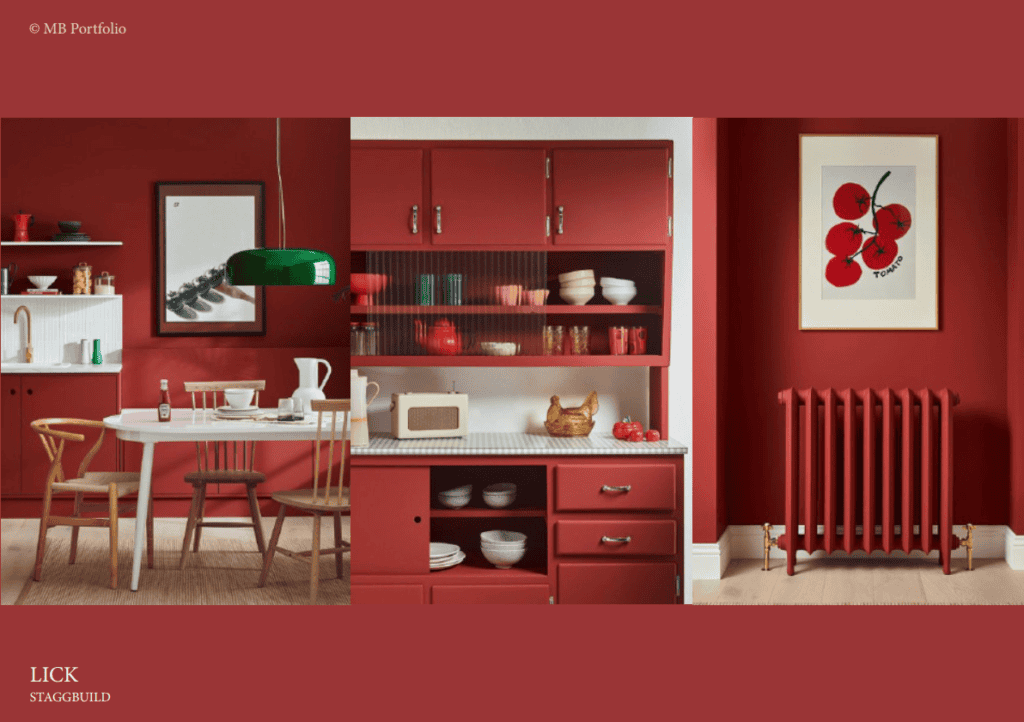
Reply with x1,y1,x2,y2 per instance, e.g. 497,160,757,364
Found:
629,326,647,355
568,326,589,355
277,398,295,421
608,326,629,355
543,325,564,356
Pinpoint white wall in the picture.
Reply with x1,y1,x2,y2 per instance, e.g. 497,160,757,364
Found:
351,117,694,600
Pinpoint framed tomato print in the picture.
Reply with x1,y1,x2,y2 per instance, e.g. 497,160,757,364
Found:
799,135,938,330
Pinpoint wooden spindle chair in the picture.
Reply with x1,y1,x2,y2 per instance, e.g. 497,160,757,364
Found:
180,380,267,567
258,399,350,603
31,419,153,589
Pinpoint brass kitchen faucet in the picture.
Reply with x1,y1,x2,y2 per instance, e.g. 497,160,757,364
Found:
14,305,33,362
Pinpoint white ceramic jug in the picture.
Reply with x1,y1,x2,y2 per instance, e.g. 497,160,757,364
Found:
292,357,332,415
350,370,380,447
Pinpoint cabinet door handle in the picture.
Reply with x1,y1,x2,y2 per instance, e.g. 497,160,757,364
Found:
600,484,631,493
26,388,33,395
435,205,442,234
557,206,564,234
601,536,631,544
411,205,419,234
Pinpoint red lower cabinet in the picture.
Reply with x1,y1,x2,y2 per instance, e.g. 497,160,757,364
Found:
432,585,550,605
558,563,676,604
352,584,425,604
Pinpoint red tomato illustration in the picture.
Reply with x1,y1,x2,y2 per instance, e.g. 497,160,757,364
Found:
825,222,865,257
873,204,912,242
825,256,863,287
832,183,871,220
862,239,899,270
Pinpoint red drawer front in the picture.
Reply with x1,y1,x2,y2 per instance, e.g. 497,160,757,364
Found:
558,562,676,604
555,520,676,556
352,584,424,605
431,584,550,605
555,463,676,511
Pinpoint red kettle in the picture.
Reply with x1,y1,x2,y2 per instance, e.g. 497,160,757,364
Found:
12,212,34,242
414,318,464,355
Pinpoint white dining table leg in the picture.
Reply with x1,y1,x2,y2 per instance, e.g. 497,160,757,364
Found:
131,441,156,592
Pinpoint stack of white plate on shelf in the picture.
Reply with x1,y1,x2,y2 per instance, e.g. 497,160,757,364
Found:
430,542,465,571
558,270,595,305
600,277,637,305
480,530,527,569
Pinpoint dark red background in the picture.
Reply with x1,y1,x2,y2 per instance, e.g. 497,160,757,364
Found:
693,118,1022,541
1,1,1022,721
1,118,349,516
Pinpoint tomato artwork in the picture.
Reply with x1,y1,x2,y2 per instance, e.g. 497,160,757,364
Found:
824,170,910,288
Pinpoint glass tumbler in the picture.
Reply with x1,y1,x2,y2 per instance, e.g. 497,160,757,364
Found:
609,326,629,355
543,325,564,356
568,326,590,355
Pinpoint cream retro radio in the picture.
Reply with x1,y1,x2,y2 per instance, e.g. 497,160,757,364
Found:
391,392,469,439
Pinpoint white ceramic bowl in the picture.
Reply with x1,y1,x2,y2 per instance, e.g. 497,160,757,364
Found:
437,494,470,508
480,544,526,569
483,482,516,494
599,277,635,288
440,484,472,495
223,388,255,409
28,275,57,289
561,277,597,289
481,530,527,545
602,286,638,305
480,342,519,356
558,270,594,283
559,286,595,305
482,492,516,509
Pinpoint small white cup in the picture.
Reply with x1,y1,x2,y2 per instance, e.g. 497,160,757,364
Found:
223,388,255,409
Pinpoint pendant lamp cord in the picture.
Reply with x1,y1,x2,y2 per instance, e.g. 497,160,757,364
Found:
277,117,286,250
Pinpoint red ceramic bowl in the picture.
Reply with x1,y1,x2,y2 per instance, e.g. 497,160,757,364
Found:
350,273,388,305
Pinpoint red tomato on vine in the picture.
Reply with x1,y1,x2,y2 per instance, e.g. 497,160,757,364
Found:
862,239,899,270
825,256,862,287
825,222,865,257
832,183,871,220
873,204,912,241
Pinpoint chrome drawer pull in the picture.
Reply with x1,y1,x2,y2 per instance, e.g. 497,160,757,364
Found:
600,484,632,493
601,536,632,544
557,205,564,234
411,205,418,234
435,205,442,234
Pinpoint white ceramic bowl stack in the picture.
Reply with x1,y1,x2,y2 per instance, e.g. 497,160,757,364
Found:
558,270,595,305
28,275,58,289
480,529,527,569
437,484,472,508
430,542,465,570
482,482,516,508
600,277,637,305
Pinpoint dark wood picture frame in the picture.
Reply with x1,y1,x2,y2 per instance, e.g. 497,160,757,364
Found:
156,181,267,336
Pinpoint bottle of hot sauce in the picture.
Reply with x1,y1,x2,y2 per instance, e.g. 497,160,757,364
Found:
158,379,172,422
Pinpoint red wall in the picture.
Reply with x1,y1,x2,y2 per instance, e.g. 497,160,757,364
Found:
1010,119,1024,535
1,118,349,515
694,118,1015,542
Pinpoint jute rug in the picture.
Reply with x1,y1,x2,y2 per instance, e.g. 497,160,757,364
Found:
14,526,349,606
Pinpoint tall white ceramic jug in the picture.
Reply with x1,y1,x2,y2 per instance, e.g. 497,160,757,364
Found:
350,370,380,447
292,357,332,415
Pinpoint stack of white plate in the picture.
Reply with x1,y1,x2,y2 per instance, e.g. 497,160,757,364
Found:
600,277,637,305
214,405,260,419
558,270,595,305
480,530,527,569
430,542,465,570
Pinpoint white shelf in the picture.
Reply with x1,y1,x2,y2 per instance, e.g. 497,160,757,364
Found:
1,294,121,300
1,241,123,247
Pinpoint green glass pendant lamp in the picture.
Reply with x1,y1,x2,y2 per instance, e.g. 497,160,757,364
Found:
225,118,336,286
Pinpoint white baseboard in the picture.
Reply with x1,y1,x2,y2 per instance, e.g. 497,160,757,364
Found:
1007,528,1024,571
695,524,1017,579
691,527,731,580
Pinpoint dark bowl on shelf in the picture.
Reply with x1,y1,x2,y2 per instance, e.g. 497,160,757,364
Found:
58,221,82,233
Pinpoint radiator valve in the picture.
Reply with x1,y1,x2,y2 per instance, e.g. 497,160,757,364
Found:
960,523,975,572
762,523,778,571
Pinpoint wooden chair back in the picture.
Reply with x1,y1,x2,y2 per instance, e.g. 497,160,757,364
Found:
183,380,266,473
30,418,108,486
310,399,350,505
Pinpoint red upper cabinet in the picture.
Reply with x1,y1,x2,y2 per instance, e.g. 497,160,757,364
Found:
552,148,671,246
429,149,548,246
351,148,425,247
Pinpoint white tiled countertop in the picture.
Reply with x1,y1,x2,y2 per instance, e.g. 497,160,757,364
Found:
353,432,687,456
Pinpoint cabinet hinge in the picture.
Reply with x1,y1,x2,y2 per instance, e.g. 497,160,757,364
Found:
676,575,681,597
668,216,673,237
549,595,555,605
546,215,551,236
668,157,673,179
546,157,551,179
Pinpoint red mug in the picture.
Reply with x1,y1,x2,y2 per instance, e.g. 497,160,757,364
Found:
629,326,647,355
609,326,628,355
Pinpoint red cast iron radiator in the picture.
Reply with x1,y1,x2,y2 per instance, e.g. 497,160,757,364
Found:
769,388,970,575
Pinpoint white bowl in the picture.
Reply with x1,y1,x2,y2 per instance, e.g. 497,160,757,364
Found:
559,286,595,305
480,342,519,356
28,275,58,289
602,286,638,305
223,388,255,409
483,482,516,494
561,277,597,289
481,530,527,545
439,484,472,495
437,493,470,509
558,270,594,283
482,492,516,509
480,544,526,569
599,277,635,287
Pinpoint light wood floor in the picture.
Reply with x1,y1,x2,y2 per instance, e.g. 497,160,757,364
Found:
1,516,349,605
694,557,1024,605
